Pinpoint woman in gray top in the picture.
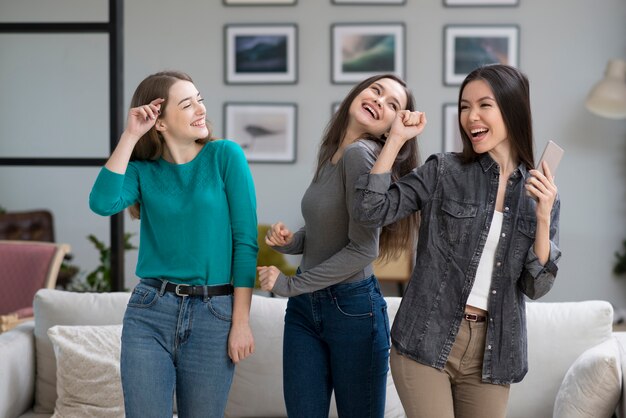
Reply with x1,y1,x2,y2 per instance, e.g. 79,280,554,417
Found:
354,65,560,417
258,74,426,418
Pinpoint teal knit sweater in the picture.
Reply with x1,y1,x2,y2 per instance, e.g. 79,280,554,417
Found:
89,140,258,287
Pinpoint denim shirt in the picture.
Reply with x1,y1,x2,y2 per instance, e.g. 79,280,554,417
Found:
354,152,561,384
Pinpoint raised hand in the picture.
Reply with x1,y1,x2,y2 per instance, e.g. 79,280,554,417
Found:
388,110,427,144
264,222,293,247
125,98,165,140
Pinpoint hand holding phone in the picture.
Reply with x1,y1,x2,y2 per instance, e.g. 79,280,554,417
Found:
527,140,564,200
536,140,564,177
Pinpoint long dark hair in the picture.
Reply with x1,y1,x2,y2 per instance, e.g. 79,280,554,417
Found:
318,74,420,261
128,71,214,219
457,64,534,169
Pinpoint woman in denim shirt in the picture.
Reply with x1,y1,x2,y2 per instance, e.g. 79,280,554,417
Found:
354,65,561,418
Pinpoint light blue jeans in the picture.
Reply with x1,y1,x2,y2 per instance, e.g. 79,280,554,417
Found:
120,279,235,418
283,276,390,418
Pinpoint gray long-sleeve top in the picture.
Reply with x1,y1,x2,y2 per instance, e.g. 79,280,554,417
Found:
271,140,381,297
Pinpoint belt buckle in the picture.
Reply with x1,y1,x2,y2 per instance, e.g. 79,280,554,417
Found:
175,284,189,297
465,313,478,322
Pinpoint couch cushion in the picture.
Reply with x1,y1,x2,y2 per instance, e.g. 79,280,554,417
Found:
225,294,405,418
48,325,124,418
553,336,621,418
33,289,130,413
506,300,614,418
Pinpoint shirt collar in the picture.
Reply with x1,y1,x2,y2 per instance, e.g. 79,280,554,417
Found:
477,152,530,180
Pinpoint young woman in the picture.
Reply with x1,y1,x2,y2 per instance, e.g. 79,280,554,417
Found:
89,71,258,418
257,74,425,418
353,64,561,418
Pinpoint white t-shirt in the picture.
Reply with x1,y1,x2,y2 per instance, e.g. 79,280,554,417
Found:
466,211,504,311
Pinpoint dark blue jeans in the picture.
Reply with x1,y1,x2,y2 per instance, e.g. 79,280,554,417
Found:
283,276,390,418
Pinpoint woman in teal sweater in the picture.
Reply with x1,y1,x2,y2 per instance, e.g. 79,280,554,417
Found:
89,71,258,418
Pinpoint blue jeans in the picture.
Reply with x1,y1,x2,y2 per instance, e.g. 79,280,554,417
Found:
283,276,390,418
120,279,235,418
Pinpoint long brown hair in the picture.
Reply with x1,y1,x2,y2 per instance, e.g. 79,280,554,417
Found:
128,70,214,219
457,64,534,169
318,74,420,261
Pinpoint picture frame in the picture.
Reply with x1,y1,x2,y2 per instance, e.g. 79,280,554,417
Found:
331,23,405,84
223,0,296,5
443,0,518,6
223,102,297,163
442,103,463,153
443,25,519,85
224,24,297,84
333,0,405,4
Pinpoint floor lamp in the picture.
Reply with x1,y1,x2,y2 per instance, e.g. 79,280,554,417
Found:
585,58,626,120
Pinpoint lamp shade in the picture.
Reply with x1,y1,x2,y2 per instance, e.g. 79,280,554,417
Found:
585,59,626,119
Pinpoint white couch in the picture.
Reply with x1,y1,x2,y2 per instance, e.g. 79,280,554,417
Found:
0,289,625,418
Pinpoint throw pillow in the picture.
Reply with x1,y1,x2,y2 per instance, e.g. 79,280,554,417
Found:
47,325,124,418
553,337,622,418
33,289,130,413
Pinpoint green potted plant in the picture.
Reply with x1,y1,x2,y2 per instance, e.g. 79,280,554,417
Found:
67,233,137,292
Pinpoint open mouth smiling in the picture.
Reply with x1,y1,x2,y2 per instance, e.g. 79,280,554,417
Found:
362,103,379,120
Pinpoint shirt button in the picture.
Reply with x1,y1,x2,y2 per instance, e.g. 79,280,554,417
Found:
488,345,492,350
496,261,502,267
490,318,494,322
501,233,506,238
504,207,509,212
492,290,497,294
508,181,513,186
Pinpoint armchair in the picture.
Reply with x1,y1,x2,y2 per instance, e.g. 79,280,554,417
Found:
0,240,70,332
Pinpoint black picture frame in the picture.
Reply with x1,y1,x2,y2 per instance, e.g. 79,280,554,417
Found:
224,24,297,84
443,24,519,86
331,22,405,84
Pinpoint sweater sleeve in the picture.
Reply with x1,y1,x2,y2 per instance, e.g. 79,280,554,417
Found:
89,166,140,216
221,140,259,288
271,141,380,297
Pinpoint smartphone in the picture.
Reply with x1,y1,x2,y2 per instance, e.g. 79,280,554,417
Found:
536,140,564,177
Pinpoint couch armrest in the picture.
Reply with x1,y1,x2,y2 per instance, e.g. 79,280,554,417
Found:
614,332,626,418
0,320,36,418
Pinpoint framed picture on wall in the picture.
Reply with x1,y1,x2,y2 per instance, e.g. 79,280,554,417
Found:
442,103,463,153
332,0,405,4
443,25,519,85
224,24,297,84
443,0,518,6
224,0,296,4
223,102,297,163
331,23,405,84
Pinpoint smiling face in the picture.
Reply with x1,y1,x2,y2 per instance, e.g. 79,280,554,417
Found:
156,80,208,143
346,77,408,140
459,79,510,156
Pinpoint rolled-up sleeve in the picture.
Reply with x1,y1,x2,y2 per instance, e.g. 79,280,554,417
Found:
518,197,562,299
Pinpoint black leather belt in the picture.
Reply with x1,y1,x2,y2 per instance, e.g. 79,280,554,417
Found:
463,313,487,322
143,279,233,297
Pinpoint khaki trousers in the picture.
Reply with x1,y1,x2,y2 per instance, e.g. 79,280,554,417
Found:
390,319,510,418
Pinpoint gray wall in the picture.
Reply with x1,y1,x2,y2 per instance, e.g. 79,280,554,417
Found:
1,0,625,305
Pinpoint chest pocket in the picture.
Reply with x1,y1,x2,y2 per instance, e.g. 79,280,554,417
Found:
439,199,478,244
514,216,536,259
